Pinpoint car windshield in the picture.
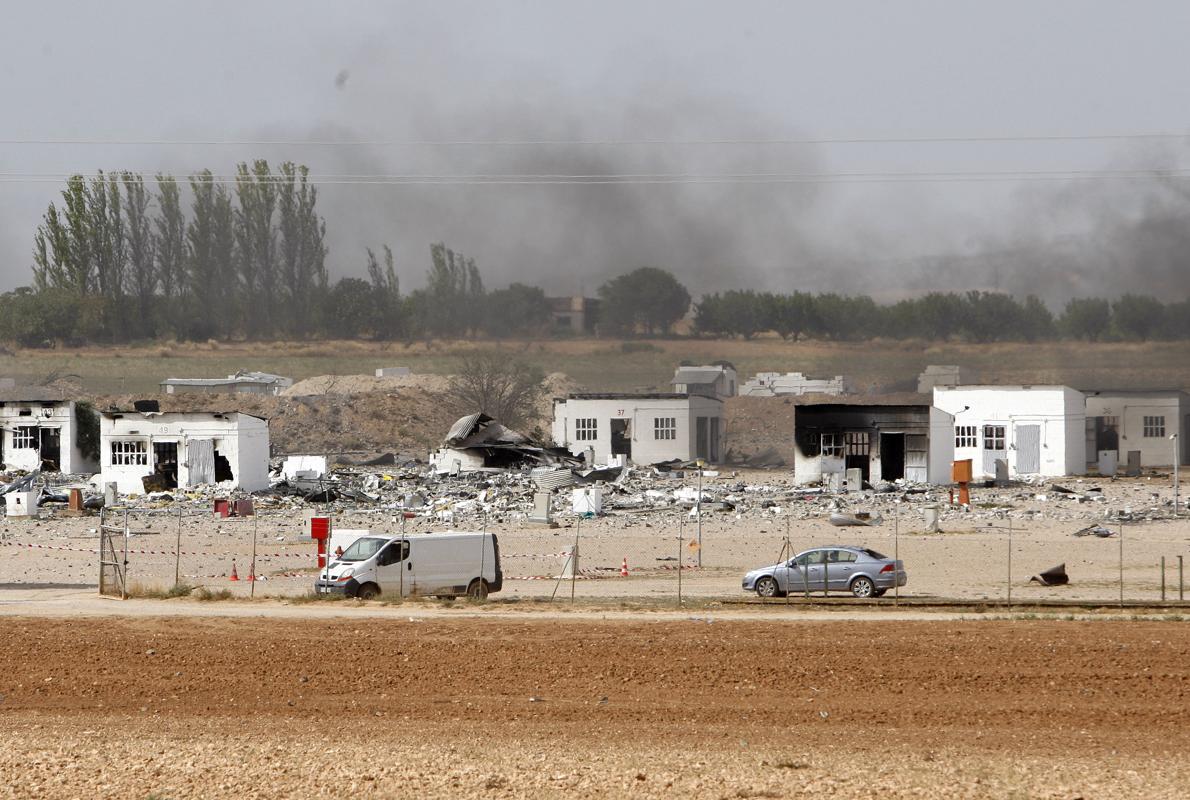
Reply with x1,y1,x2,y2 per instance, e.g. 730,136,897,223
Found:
338,537,388,562
861,548,890,561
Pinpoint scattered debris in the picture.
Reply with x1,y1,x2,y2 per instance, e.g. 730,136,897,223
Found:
829,512,882,527
1030,563,1070,586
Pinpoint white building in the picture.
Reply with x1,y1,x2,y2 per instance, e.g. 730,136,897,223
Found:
0,387,97,474
552,393,724,465
932,386,1086,479
99,410,270,494
741,372,852,397
160,371,292,396
671,363,737,399
1084,390,1190,469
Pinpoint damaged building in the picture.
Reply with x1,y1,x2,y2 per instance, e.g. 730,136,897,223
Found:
0,387,98,474
99,408,270,493
552,393,724,465
1083,389,1190,470
792,395,954,486
431,413,578,474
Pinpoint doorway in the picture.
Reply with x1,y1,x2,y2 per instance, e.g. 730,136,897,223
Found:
610,419,631,459
880,433,905,481
38,427,61,471
153,441,179,488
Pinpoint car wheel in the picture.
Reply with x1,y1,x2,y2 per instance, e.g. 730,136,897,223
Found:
466,578,489,600
357,583,380,600
755,576,780,598
850,576,875,599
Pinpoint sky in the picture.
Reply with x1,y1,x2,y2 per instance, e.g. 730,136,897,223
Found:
3,0,1190,303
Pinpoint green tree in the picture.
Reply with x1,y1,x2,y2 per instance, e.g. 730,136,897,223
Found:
327,277,376,338
185,170,237,339
277,162,328,337
597,267,690,335
120,172,156,337
234,160,278,337
366,245,402,340
154,174,186,303
1058,297,1111,341
482,283,552,338
1111,294,1165,341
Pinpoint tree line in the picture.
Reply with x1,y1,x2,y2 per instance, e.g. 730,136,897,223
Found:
4,165,1190,344
694,290,1190,342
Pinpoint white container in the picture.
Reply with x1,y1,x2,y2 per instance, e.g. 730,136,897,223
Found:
6,490,37,517
572,487,603,515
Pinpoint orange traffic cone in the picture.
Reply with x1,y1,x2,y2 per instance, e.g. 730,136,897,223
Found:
620,557,629,577
247,563,256,582
229,561,239,581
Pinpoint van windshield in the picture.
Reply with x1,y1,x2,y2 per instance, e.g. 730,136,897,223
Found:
338,537,388,562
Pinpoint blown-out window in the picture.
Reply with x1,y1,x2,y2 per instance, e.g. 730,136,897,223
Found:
654,417,676,440
12,427,37,449
1144,416,1166,438
820,433,843,458
110,440,149,466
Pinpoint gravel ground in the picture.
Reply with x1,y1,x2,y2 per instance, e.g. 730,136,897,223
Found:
1,615,1189,798
3,478,1190,605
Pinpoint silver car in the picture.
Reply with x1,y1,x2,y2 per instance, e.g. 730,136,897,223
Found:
742,546,907,599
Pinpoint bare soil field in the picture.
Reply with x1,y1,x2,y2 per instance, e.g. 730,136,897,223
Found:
1,614,1188,798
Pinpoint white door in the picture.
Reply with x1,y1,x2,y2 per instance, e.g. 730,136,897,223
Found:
186,439,215,486
1015,424,1041,475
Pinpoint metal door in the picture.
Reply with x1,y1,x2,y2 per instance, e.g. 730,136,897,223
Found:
1015,424,1041,474
187,439,215,486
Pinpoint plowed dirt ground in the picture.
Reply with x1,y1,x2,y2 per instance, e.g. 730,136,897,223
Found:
2,615,1189,798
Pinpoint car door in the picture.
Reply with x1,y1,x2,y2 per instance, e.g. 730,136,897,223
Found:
797,549,827,593
826,549,858,590
375,539,410,596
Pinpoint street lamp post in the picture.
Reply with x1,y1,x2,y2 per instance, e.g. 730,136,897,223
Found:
1171,433,1180,516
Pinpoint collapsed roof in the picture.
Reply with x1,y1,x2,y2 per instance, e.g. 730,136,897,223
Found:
437,413,579,472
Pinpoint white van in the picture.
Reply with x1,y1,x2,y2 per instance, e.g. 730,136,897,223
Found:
314,531,502,600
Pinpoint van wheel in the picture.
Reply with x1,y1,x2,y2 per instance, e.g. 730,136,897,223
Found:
466,579,489,600
357,583,379,600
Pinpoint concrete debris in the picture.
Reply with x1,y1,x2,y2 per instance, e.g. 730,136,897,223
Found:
430,413,581,475
1073,524,1116,538
829,512,883,527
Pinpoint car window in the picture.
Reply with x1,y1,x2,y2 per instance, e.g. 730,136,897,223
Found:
378,541,410,566
795,550,826,566
861,548,889,561
338,537,387,562
829,550,857,563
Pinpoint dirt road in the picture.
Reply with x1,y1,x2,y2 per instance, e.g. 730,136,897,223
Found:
2,613,1189,798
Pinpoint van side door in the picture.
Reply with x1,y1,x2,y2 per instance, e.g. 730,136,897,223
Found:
375,540,410,596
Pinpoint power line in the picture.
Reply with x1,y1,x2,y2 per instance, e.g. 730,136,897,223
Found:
1,167,1190,186
1,131,1189,148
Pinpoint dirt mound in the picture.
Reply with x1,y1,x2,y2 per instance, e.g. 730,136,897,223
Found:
723,395,797,466
284,372,450,396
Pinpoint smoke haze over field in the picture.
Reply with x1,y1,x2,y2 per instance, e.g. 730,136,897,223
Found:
5,1,1190,304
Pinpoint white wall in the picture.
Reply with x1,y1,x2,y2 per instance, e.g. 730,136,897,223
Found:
933,386,1086,479
0,400,95,474
1085,393,1187,467
552,396,723,464
100,412,270,494
928,406,956,484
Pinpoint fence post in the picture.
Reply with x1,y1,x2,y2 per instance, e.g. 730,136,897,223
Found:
677,514,684,608
174,506,182,587
1180,555,1185,603
1161,556,1166,603
1119,520,1125,610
